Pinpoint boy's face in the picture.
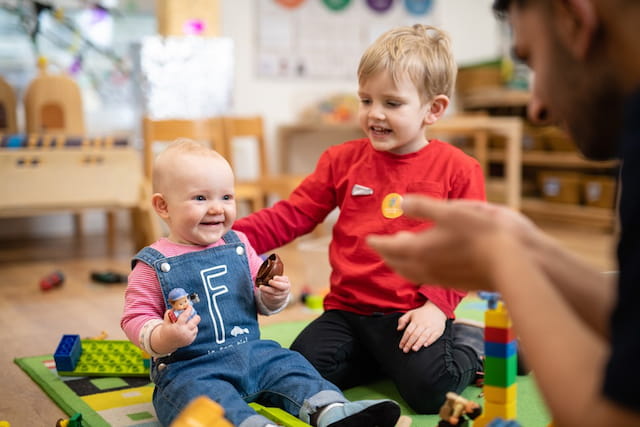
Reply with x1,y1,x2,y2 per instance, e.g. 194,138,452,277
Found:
358,70,431,155
161,154,237,246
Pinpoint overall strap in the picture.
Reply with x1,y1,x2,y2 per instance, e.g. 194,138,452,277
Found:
222,230,240,244
131,246,165,269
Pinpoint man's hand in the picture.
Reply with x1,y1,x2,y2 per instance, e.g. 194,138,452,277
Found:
367,195,531,291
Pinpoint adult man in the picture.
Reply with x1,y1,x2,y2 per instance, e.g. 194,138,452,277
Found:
367,1,640,426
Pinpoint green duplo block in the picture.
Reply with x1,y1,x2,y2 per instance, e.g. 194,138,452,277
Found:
484,354,517,387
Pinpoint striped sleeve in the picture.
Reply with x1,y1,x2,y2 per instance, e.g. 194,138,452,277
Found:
120,260,165,348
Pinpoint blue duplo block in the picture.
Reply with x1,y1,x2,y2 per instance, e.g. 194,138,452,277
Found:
485,340,517,358
54,334,82,372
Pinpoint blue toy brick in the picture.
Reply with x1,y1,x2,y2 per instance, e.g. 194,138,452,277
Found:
54,334,82,372
485,340,518,358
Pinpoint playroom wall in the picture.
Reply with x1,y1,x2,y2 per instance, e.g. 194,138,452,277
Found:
0,0,501,239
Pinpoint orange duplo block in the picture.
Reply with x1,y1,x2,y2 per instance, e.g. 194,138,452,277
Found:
484,384,517,404
170,396,233,427
485,303,512,329
485,325,516,343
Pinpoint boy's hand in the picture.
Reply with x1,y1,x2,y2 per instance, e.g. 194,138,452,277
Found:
152,305,200,354
397,301,446,353
259,275,291,311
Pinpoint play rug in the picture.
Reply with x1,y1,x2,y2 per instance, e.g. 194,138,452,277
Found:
14,298,551,426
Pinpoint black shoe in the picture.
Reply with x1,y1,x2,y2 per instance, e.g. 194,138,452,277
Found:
322,400,401,427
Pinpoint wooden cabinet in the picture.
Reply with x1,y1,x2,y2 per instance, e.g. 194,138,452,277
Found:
459,88,619,229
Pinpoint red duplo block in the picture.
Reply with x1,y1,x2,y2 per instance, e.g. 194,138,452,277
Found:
485,326,516,343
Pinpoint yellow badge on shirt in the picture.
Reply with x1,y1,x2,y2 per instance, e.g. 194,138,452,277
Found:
381,193,403,219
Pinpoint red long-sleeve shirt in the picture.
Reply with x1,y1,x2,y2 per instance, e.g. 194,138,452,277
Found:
234,138,486,318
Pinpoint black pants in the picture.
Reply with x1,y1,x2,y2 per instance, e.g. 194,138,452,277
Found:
290,310,480,414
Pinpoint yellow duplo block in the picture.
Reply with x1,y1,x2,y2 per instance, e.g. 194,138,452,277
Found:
485,302,513,328
471,415,489,427
484,383,517,404
483,400,517,421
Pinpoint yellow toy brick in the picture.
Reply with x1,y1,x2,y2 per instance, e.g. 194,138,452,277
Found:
485,301,513,328
484,384,517,404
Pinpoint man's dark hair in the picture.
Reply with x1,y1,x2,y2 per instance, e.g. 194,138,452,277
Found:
492,0,528,18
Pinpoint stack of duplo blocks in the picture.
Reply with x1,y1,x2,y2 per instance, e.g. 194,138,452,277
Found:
474,300,518,427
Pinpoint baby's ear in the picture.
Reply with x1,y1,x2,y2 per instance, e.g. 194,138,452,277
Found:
424,95,449,125
151,193,170,219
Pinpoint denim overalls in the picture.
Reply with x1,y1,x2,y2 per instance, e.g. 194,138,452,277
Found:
133,231,345,427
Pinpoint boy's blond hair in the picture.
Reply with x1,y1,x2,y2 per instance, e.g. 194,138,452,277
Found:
357,24,457,103
152,138,226,193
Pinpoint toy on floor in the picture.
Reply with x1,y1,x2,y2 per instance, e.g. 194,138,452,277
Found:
53,336,150,377
170,396,233,427
473,292,519,427
40,270,64,291
167,287,199,323
299,286,328,311
90,270,127,284
255,253,284,287
437,391,482,426
55,413,83,427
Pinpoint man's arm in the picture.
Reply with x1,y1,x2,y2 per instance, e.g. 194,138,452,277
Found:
367,195,639,426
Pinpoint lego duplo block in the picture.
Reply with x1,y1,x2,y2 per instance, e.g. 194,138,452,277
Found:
482,400,517,421
485,326,516,343
249,402,310,426
485,304,512,329
484,384,517,404
172,396,233,427
484,355,517,387
485,340,518,358
54,334,82,372
57,340,149,377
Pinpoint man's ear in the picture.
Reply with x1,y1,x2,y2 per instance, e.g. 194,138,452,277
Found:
554,0,598,60
151,193,170,219
424,95,449,125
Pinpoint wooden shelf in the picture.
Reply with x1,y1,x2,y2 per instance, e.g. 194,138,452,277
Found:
521,197,615,230
489,150,619,169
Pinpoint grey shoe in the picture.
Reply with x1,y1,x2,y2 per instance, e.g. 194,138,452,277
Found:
318,399,401,427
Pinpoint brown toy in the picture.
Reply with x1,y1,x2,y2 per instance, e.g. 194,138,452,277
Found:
255,253,283,287
438,392,482,427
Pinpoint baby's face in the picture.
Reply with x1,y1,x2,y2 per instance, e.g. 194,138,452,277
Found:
163,154,237,246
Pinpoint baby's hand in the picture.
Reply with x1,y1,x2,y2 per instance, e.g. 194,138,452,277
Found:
153,305,200,354
259,275,291,311
397,301,446,353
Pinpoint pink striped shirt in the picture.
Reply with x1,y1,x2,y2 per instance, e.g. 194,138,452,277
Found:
121,231,264,347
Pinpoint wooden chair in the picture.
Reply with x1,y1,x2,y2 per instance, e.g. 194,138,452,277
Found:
23,59,85,135
141,116,227,180
0,75,17,134
222,116,305,211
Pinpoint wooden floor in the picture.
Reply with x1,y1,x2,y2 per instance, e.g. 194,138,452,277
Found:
0,219,617,425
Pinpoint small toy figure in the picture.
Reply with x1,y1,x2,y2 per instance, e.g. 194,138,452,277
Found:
255,253,284,287
167,288,199,323
438,392,482,427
